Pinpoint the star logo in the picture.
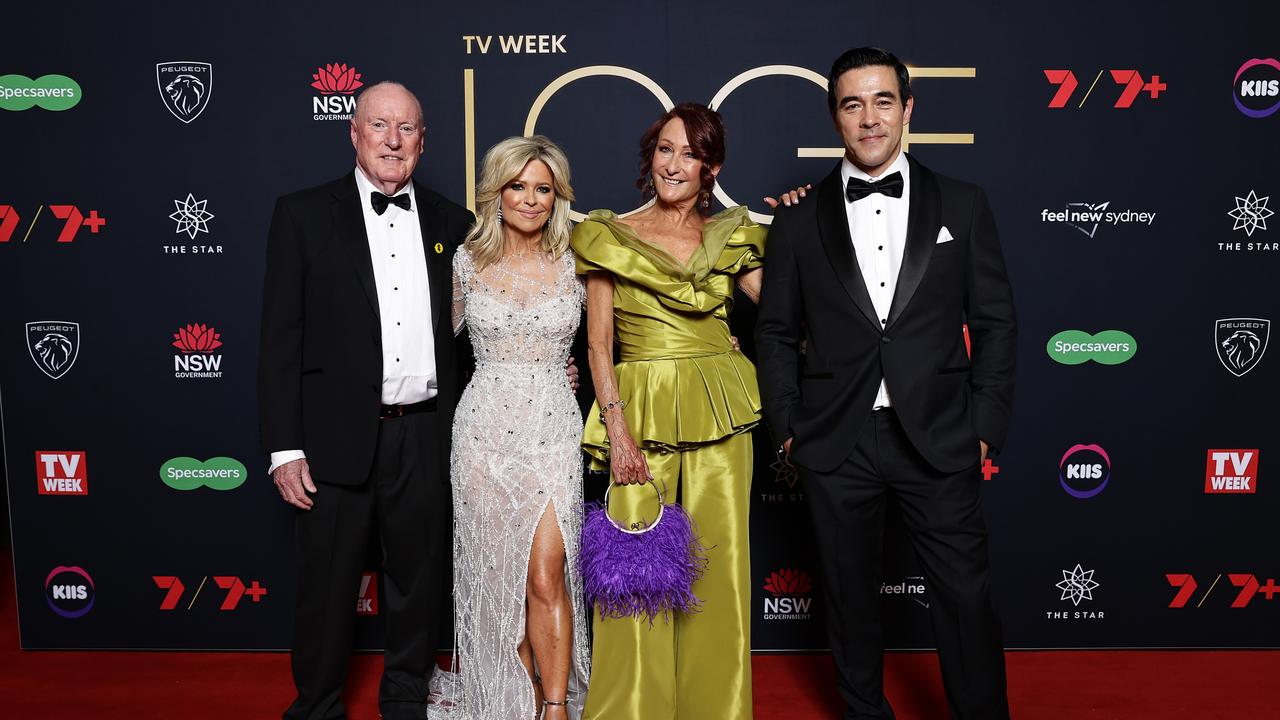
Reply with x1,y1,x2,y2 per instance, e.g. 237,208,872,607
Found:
169,194,215,239
1055,564,1099,606
771,451,798,489
1228,190,1273,237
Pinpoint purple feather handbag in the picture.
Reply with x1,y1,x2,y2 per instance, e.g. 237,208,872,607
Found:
580,481,709,622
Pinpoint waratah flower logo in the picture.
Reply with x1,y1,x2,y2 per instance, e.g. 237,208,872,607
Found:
310,63,364,95
763,568,812,596
172,324,223,353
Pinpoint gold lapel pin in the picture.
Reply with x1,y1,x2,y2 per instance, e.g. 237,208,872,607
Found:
434,242,444,254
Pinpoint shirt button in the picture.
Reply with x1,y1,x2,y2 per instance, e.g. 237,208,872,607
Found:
880,282,886,287
390,223,395,227
878,245,884,251
391,254,396,258
397,321,401,326
881,318,887,324
876,209,882,215
394,287,398,291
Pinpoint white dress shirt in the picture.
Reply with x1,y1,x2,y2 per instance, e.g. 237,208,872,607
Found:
841,150,910,410
269,167,438,473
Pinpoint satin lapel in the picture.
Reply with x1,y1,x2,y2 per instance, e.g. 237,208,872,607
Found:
886,155,941,329
333,175,380,322
816,165,880,329
414,183,448,335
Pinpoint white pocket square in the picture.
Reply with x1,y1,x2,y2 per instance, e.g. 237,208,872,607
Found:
936,226,954,244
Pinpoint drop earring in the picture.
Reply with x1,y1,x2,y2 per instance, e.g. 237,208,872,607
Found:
497,207,504,224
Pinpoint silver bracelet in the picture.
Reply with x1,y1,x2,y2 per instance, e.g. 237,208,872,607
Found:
599,399,626,422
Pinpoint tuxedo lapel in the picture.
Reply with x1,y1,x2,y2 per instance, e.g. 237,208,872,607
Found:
886,155,941,329
332,173,380,323
816,165,880,329
414,181,449,335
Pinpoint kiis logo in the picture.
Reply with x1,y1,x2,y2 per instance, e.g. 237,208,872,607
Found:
0,204,106,243
1046,330,1137,366
1059,444,1110,499
357,572,379,615
26,321,80,380
0,74,81,111
1205,449,1258,494
762,568,813,620
1039,202,1156,237
311,62,364,121
172,323,223,379
1215,318,1270,377
1233,58,1280,118
156,61,212,123
159,457,247,491
36,451,87,495
46,566,94,618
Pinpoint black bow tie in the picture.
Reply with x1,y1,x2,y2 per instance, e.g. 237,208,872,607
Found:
370,191,411,215
845,172,904,202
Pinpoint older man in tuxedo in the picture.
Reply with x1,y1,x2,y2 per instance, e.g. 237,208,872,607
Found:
756,48,1016,719
258,81,472,720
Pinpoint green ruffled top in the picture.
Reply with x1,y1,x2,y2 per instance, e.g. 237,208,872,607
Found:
571,205,766,467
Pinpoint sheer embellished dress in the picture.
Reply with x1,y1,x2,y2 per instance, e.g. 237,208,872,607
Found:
432,245,589,719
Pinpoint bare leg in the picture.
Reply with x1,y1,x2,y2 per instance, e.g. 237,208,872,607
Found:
526,503,572,719
516,632,543,716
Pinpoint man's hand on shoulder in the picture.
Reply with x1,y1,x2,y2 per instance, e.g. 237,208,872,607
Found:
273,458,316,510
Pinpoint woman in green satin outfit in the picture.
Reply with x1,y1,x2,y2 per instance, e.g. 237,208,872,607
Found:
572,103,765,720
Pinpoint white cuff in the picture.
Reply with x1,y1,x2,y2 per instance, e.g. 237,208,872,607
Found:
268,450,307,475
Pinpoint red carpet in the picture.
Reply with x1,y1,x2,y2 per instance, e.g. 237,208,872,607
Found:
1,551,1276,718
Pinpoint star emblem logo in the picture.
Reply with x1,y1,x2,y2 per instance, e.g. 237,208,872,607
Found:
1228,190,1273,237
771,451,798,489
169,193,215,240
1055,564,1099,606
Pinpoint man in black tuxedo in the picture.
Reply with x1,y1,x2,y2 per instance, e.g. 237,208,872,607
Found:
258,81,472,720
756,48,1016,719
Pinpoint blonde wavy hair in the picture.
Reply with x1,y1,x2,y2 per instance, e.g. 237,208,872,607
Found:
465,135,576,272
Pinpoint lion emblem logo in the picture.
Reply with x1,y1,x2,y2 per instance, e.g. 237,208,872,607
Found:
156,61,212,123
26,321,81,380
1216,318,1270,377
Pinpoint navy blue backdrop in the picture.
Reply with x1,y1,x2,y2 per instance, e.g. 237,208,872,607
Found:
3,0,1278,650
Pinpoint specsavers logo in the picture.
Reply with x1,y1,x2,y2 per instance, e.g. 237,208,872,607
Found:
1046,330,1137,365
0,74,81,111
160,457,247,491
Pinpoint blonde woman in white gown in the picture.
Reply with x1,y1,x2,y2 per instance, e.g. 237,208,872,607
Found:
432,135,589,720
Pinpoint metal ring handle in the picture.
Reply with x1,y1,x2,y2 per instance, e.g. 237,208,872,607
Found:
603,481,665,535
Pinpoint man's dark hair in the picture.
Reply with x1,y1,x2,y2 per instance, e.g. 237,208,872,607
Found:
826,47,912,113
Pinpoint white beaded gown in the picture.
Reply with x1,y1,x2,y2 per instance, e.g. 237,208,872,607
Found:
430,245,589,719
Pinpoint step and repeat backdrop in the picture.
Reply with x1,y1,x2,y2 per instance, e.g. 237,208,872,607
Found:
3,1,1278,650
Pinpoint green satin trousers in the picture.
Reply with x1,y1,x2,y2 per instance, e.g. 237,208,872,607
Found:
584,432,754,720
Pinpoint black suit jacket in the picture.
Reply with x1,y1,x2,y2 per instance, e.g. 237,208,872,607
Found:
755,155,1016,474
257,172,473,485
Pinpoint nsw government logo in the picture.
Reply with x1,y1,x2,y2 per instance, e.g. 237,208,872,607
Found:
1205,449,1258,494
311,62,364,121
1046,330,1136,365
46,566,94,618
1059,444,1110,499
172,323,223,379
762,568,813,621
1040,202,1155,238
26,321,79,380
1233,58,1280,118
160,456,247,491
156,62,212,123
36,451,87,495
1216,318,1269,377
